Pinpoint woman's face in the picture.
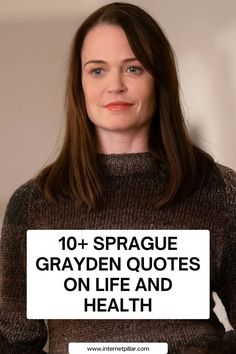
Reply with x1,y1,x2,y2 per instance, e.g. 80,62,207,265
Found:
81,24,156,140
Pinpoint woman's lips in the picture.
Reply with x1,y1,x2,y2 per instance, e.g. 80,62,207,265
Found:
104,102,133,111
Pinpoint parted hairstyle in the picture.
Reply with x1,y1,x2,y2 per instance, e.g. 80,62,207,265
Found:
36,2,214,209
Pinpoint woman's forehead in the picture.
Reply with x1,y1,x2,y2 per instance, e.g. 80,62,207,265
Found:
81,24,135,63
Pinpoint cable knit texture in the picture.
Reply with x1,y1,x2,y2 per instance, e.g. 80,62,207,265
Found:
0,153,235,354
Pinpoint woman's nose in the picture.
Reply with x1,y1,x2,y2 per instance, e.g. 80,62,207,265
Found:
107,72,127,94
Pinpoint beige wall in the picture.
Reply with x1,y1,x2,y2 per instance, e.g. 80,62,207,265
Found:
1,0,236,223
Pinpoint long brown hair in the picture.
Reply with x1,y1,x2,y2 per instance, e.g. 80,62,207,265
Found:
36,2,214,208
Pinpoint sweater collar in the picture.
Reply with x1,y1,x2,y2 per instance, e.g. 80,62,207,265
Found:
97,152,159,176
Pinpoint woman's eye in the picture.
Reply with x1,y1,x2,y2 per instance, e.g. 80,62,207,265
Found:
127,66,143,74
90,68,104,76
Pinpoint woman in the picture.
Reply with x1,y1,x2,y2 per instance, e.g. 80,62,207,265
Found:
0,2,235,354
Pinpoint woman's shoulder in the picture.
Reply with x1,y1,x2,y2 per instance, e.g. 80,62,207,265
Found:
3,179,40,227
213,163,236,192
192,160,236,211
7,179,38,206
215,163,236,185
210,162,236,212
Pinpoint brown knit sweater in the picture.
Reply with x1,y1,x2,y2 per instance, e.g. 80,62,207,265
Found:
0,153,236,354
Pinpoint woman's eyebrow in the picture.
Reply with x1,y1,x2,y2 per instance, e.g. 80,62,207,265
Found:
83,57,138,67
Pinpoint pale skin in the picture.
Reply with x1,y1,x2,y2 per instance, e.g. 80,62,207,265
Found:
81,24,156,154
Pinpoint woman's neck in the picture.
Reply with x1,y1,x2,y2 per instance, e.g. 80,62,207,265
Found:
95,127,150,154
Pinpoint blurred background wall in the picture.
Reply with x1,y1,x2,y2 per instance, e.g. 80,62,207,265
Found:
1,0,236,225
